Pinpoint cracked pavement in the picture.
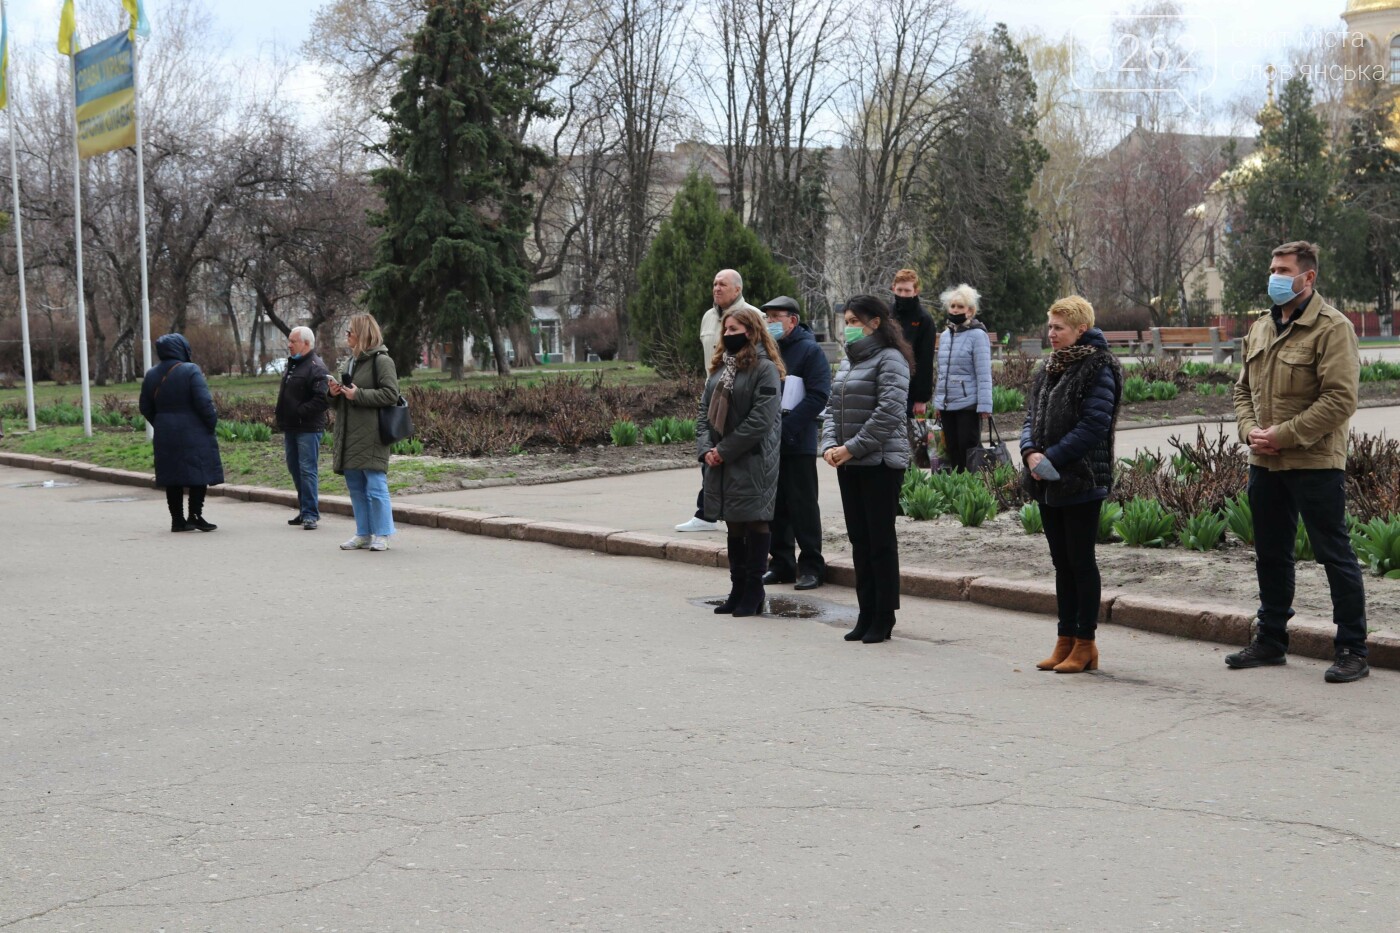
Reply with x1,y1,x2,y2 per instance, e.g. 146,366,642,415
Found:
3,464,1399,931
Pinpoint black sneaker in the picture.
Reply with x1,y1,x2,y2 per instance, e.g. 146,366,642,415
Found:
1325,649,1370,684
288,515,304,526
1225,636,1287,669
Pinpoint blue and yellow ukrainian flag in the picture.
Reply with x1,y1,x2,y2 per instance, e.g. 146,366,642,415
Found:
57,0,77,56
1,6,9,110
123,0,150,41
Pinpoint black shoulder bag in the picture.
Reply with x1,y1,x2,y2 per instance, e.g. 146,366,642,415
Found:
369,353,414,444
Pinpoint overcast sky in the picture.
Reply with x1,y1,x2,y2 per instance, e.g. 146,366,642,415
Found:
6,0,1354,125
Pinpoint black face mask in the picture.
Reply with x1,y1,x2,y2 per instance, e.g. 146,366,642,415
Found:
722,333,748,354
947,313,967,326
893,296,919,314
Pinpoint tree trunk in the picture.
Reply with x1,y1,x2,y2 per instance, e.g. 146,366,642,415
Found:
484,304,512,376
450,329,465,381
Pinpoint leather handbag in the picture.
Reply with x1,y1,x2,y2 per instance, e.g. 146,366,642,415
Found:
909,416,931,469
965,418,1012,473
378,396,414,444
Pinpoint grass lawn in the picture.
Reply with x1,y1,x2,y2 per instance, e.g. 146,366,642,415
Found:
0,426,488,495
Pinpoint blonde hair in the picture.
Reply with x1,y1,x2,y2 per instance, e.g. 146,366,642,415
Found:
939,283,980,313
346,313,384,352
708,307,788,378
1048,295,1095,330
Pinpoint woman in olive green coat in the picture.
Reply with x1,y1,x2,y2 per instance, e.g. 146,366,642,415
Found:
328,313,400,551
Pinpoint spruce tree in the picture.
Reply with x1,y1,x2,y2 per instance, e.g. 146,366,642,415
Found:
1221,77,1367,314
629,174,797,375
364,0,555,375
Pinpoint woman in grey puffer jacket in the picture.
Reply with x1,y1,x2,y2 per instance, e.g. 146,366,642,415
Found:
821,295,913,643
698,306,786,618
933,283,993,470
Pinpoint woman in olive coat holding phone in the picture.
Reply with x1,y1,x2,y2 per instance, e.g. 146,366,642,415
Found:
328,313,400,552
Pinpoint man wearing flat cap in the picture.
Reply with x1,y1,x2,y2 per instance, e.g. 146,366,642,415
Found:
760,296,831,590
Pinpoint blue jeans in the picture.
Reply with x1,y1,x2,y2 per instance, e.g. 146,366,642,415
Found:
284,431,323,521
1249,466,1367,654
344,469,395,537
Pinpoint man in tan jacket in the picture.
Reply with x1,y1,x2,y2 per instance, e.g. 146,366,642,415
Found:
1228,241,1368,682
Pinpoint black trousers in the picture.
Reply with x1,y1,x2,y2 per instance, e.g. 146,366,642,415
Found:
165,484,207,519
768,453,825,579
1041,499,1102,639
940,407,980,471
1249,466,1367,654
837,465,902,619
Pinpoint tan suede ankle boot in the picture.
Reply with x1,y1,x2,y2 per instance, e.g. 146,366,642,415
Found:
1053,639,1099,673
1036,636,1075,671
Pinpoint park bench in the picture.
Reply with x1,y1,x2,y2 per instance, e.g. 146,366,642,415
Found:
1148,326,1235,364
1101,330,1142,350
935,330,1000,355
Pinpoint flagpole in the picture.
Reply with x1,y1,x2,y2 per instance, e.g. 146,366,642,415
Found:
2,0,34,431
131,34,151,438
67,28,91,437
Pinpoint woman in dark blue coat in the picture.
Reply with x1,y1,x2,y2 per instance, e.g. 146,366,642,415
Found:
139,333,225,532
1020,296,1122,673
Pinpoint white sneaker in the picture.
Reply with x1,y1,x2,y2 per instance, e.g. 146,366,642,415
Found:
340,535,369,550
675,517,721,532
369,535,390,551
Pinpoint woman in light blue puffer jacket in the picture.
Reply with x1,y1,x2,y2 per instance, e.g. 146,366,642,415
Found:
820,295,913,644
933,283,993,471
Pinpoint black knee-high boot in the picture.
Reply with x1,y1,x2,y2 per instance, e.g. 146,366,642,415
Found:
167,487,193,532
733,531,771,617
187,485,217,532
714,533,746,614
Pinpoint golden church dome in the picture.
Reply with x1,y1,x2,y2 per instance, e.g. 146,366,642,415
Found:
1347,0,1400,14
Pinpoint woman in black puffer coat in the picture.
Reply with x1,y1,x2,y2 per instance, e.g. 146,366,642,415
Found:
1019,296,1123,674
139,333,225,532
821,295,914,644
698,306,786,618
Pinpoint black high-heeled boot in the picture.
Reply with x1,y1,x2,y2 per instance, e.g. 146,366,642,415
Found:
188,513,218,532
844,612,872,642
863,610,896,644
167,487,194,532
732,531,771,617
714,533,746,614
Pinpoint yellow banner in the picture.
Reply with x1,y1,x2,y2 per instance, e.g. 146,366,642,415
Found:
73,33,135,159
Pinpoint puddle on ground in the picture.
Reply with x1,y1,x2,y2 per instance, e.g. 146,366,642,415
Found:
3,480,80,489
690,593,859,626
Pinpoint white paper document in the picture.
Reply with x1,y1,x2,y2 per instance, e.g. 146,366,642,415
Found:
781,375,805,411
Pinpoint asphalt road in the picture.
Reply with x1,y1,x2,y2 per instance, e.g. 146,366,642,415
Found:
3,464,1400,931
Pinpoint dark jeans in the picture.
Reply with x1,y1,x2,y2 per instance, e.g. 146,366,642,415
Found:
1041,499,1102,639
768,453,825,579
695,467,707,520
837,465,902,619
1249,466,1367,654
284,431,323,521
165,484,206,519
940,407,980,471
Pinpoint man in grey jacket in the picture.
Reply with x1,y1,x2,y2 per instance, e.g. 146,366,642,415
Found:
677,269,765,532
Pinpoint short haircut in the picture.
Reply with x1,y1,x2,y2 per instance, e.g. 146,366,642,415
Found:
717,268,743,291
290,325,315,349
892,268,920,290
1272,241,1319,273
939,283,980,312
346,313,384,351
1048,295,1095,330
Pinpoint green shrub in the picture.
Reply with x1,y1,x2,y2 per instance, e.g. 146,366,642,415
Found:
1360,360,1400,382
1193,382,1230,396
610,419,639,447
1353,515,1400,578
1170,451,1200,478
642,415,693,445
989,460,1017,488
1181,510,1226,551
1146,380,1178,401
390,437,425,455
1122,375,1150,403
1118,450,1160,473
953,485,997,527
1295,521,1314,562
1098,501,1123,544
1018,501,1043,534
901,483,946,520
215,421,273,442
1223,492,1253,545
36,403,83,425
128,415,146,430
992,385,1025,413
93,410,128,427
1114,497,1175,547
1180,361,1219,378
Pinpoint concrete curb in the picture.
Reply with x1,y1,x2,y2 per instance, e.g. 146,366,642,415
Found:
2,449,1395,670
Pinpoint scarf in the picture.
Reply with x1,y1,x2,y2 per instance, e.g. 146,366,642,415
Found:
706,353,740,439
947,318,985,335
1045,344,1095,376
